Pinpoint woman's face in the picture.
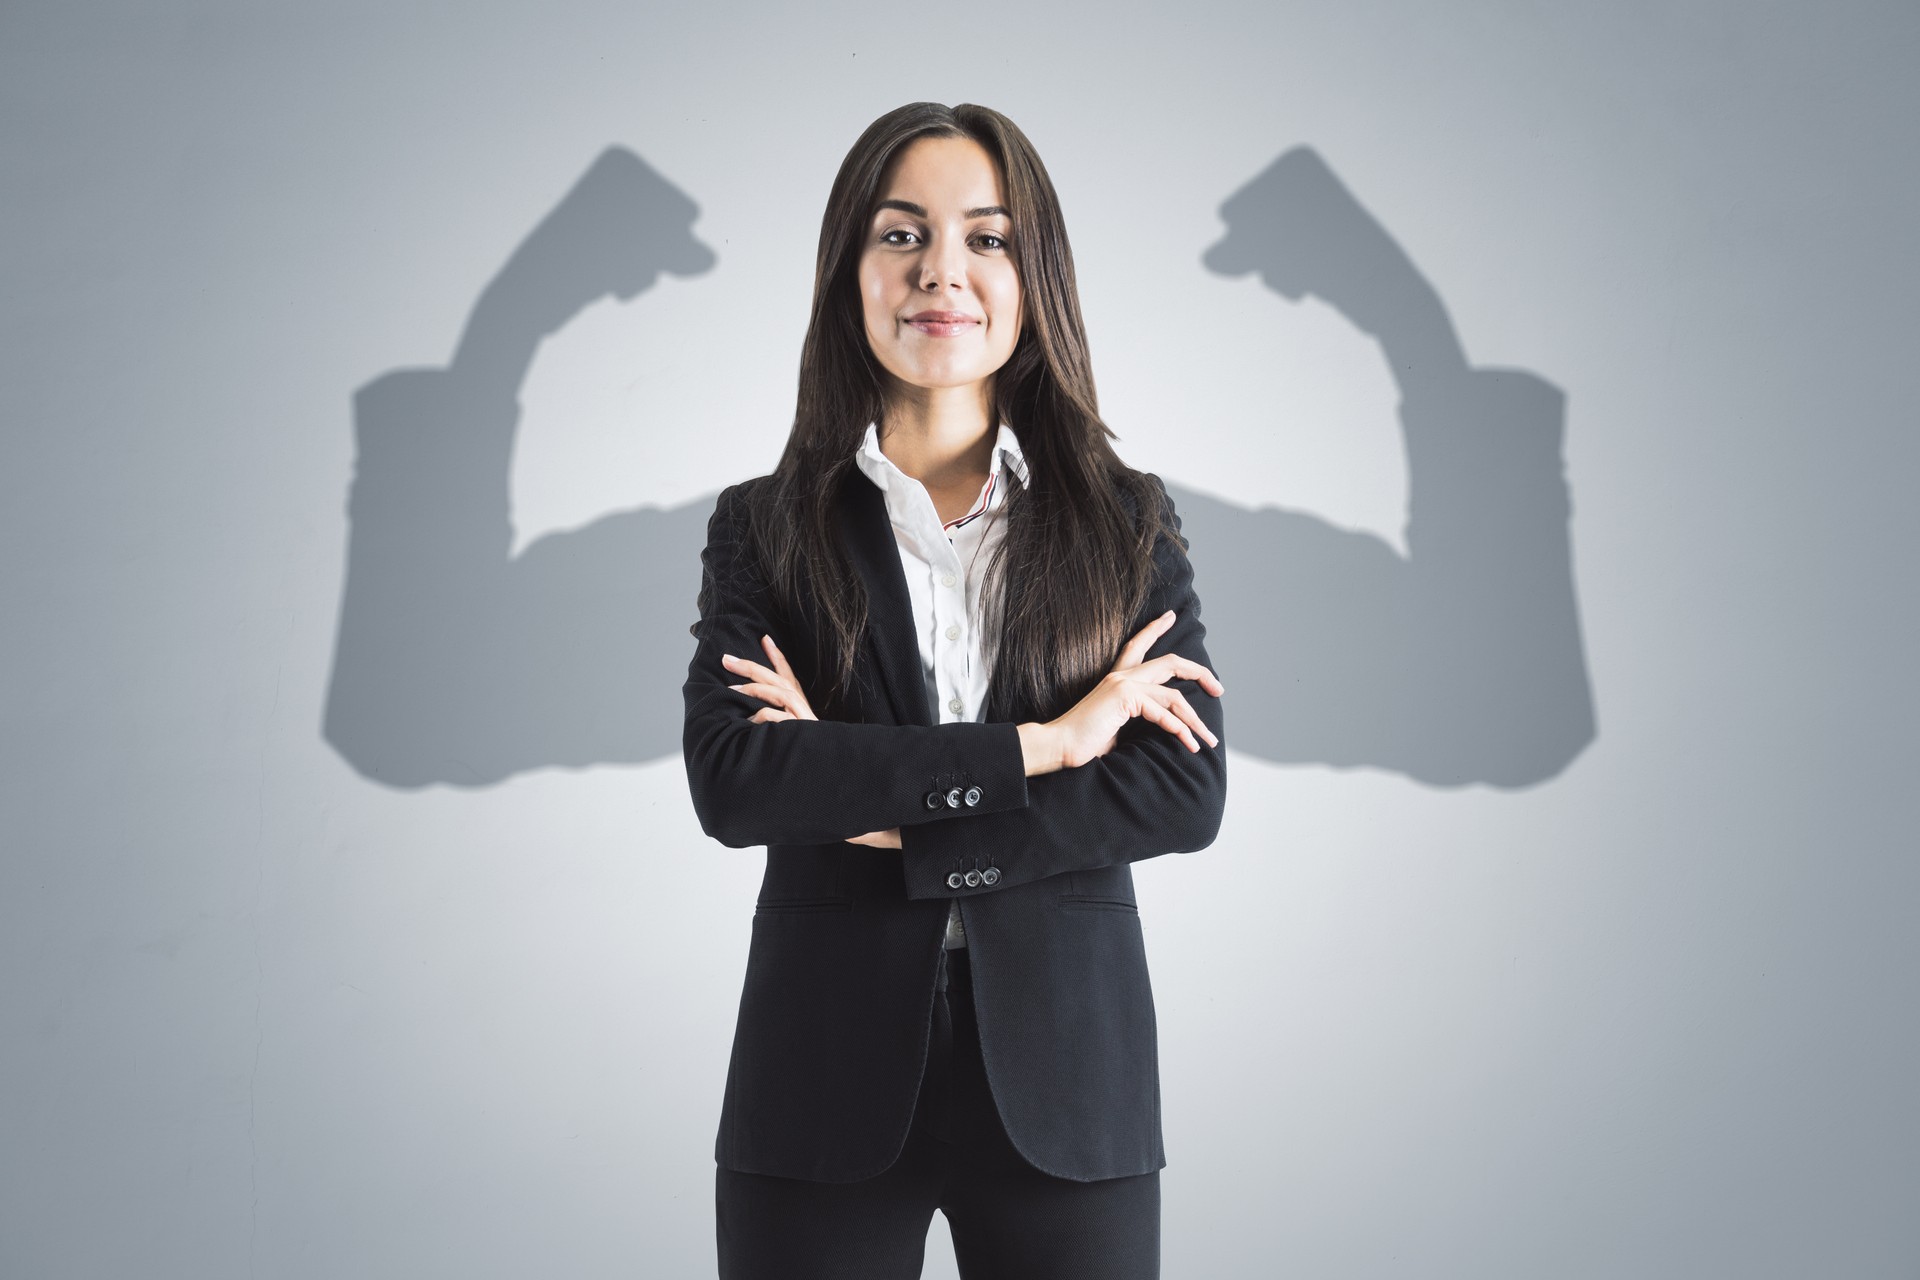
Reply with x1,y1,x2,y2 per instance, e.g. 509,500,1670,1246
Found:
857,135,1023,402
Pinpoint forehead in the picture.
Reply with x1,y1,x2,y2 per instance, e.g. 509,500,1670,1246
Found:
874,135,1006,212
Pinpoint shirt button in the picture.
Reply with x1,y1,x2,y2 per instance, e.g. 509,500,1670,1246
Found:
963,869,982,888
948,697,964,714
946,872,965,890
963,786,982,807
941,572,956,587
945,624,961,641
945,787,964,808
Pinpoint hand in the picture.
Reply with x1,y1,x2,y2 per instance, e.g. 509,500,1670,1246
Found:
720,634,818,724
1045,610,1224,771
844,828,902,849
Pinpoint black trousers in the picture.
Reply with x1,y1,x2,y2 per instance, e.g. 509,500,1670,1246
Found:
715,945,1161,1279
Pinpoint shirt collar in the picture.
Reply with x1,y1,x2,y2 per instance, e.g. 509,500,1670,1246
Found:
853,420,1030,495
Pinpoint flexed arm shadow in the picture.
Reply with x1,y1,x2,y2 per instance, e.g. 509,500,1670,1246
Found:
1178,146,1594,786
323,147,718,786
324,143,1590,791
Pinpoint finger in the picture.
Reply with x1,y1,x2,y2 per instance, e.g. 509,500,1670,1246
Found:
759,639,823,721
1135,693,1199,752
721,652,788,688
1140,652,1225,694
1112,611,1174,671
1155,686,1219,748
750,706,796,724
760,638,816,720
761,634,798,682
730,681,795,709
1112,610,1177,671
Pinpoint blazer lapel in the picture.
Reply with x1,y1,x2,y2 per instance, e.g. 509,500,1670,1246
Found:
836,467,934,728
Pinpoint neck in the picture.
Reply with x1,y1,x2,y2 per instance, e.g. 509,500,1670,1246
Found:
877,380,996,487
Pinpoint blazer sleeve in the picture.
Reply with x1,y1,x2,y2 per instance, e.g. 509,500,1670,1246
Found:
682,481,1031,849
896,474,1227,899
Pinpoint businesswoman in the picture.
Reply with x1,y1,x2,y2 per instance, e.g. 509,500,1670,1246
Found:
682,101,1227,1280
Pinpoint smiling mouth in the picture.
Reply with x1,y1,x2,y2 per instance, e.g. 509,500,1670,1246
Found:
906,315,980,336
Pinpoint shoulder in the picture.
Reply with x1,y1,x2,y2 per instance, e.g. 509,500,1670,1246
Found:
1139,470,1175,520
1106,467,1182,539
708,473,779,533
1111,469,1194,601
714,472,774,509
700,476,780,583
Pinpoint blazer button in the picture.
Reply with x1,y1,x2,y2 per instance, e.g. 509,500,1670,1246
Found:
963,785,982,807
946,871,965,890
945,787,963,809
963,869,982,888
981,867,1000,885
925,790,945,810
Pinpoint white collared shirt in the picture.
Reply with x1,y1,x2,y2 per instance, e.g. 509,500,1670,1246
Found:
852,419,1030,948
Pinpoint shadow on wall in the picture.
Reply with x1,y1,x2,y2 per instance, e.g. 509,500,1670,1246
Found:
322,144,1593,791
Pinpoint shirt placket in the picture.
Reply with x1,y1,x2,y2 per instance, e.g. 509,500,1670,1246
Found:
856,433,1016,955
917,497,971,723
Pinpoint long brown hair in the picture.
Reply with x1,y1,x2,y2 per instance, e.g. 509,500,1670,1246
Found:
742,101,1183,722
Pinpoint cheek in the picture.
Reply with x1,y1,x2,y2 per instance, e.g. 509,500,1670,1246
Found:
857,263,888,333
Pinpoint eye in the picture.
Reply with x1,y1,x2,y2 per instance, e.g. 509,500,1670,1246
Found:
880,227,922,246
974,232,1008,251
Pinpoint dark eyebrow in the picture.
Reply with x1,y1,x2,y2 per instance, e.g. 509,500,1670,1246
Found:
874,198,1010,220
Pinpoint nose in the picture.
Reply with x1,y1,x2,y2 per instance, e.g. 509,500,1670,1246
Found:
919,233,967,291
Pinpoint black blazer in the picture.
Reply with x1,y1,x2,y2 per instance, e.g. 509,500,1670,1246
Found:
682,465,1227,1183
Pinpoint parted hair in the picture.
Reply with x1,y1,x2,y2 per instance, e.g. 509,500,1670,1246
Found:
734,100,1186,722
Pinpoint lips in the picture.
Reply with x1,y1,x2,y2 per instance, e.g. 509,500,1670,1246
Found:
905,310,981,337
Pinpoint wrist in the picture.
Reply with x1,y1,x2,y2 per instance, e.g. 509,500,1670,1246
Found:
1017,721,1065,777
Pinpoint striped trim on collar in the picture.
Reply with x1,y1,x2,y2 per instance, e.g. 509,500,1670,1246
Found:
853,421,1031,523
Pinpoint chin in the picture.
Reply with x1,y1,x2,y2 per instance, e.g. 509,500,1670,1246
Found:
889,361,993,390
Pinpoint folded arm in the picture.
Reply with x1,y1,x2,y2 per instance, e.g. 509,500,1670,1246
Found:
684,476,1227,886
896,477,1227,898
682,482,1031,848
